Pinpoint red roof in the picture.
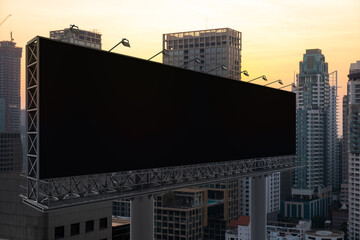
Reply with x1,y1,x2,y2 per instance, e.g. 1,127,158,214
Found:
229,216,250,227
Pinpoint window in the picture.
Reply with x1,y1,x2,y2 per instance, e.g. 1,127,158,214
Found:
99,217,108,229
55,226,64,239
70,223,80,236
85,220,94,232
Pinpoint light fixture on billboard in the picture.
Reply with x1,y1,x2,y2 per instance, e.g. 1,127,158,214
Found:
206,64,227,73
248,75,267,83
148,49,170,61
264,79,283,86
109,38,131,52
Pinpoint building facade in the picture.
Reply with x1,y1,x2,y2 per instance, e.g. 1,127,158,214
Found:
346,60,360,239
0,132,22,172
154,188,208,240
225,216,251,240
266,220,311,240
0,171,113,240
163,28,242,80
283,49,335,220
0,41,22,132
305,230,344,240
340,94,349,206
50,26,101,49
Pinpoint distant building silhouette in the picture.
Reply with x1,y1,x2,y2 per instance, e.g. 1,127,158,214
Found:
0,40,22,132
50,26,101,49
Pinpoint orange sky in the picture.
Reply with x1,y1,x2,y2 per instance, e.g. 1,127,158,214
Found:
1,0,360,135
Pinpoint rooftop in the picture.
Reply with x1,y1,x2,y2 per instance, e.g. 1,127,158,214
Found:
229,216,250,227
112,217,130,227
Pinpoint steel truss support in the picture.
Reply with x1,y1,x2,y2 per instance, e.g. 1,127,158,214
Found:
22,154,296,211
24,37,297,212
26,37,40,205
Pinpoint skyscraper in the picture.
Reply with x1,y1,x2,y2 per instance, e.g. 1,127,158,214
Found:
0,40,22,132
282,49,335,219
346,60,360,239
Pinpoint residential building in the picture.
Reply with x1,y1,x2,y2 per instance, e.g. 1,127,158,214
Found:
113,199,131,217
267,172,281,219
225,216,251,240
328,72,340,191
0,132,22,172
340,94,349,206
163,28,242,80
282,49,335,220
0,40,22,132
266,220,311,240
154,188,208,240
239,173,281,221
346,60,360,239
202,181,239,240
305,229,344,240
50,26,101,49
331,204,348,231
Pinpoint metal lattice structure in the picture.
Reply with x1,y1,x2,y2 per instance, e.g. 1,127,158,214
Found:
23,37,297,212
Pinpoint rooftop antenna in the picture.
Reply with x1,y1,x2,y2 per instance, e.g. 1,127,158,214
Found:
10,31,14,42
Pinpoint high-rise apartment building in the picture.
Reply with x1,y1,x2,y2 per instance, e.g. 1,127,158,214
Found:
0,41,22,132
346,60,360,239
163,28,242,80
50,26,101,49
154,188,208,240
328,72,340,190
282,49,335,219
239,173,281,222
341,94,349,206
266,172,281,215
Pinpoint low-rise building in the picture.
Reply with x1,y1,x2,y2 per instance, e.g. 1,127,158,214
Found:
305,230,344,240
225,216,251,240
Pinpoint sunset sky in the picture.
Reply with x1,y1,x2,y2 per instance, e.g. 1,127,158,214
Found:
1,0,360,134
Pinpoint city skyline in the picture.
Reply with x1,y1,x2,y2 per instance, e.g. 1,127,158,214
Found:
1,0,360,127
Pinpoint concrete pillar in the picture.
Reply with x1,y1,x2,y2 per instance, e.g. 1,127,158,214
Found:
251,175,267,240
130,195,154,240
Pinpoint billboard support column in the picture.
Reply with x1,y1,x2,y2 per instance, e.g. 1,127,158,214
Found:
251,175,267,240
130,195,154,240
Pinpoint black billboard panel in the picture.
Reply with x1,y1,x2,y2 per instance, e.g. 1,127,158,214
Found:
36,37,295,179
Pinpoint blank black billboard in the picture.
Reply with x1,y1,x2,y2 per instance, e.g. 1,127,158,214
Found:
36,37,295,179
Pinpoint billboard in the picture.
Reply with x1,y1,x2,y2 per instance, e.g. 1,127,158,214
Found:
34,37,295,179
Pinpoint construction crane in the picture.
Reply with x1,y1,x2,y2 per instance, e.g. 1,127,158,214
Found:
0,14,11,27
